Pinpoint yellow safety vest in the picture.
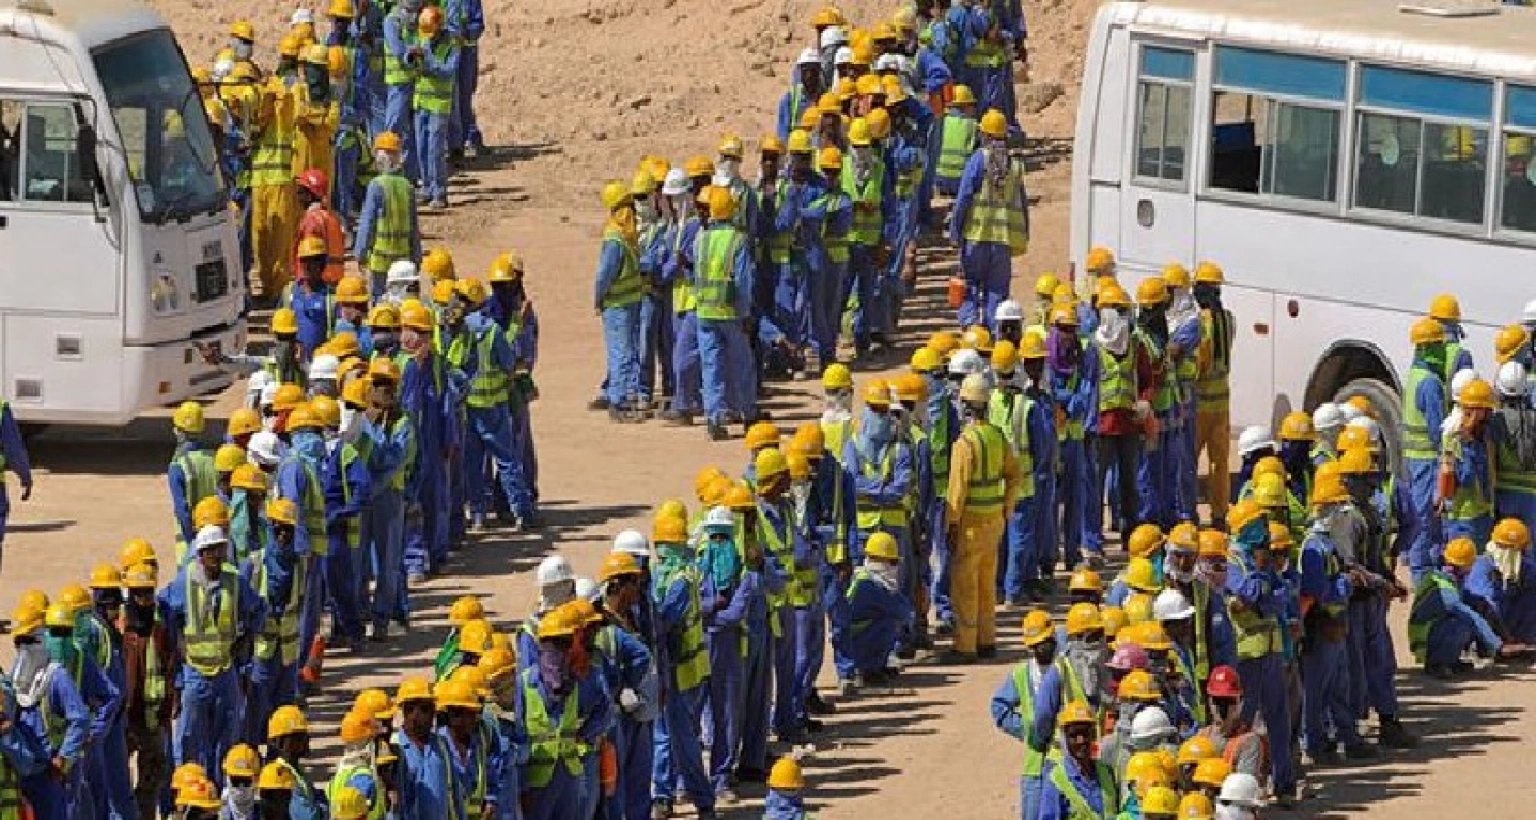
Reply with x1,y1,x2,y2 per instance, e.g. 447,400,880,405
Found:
1135,330,1176,414
384,22,417,86
413,38,455,114
666,565,709,691
250,88,295,187
1402,365,1439,462
1196,308,1232,412
278,459,329,554
172,448,218,532
757,505,804,609
959,422,1010,517
936,115,977,182
328,764,386,820
250,551,303,665
142,629,166,731
855,446,909,529
366,173,414,273
465,326,511,409
671,221,698,312
1048,758,1117,820
961,157,1028,254
840,158,885,246
810,191,850,265
692,225,741,321
337,443,366,549
1097,346,1136,413
1226,552,1281,660
184,569,239,676
521,667,585,788
987,391,1036,496
1442,431,1493,523
600,227,644,310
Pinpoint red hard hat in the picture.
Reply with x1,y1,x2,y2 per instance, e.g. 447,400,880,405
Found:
295,169,328,199
1206,665,1242,698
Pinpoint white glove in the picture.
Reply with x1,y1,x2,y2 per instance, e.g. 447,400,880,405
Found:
619,688,644,712
1133,399,1152,421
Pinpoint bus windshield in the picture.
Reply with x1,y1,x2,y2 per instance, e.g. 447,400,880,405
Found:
93,29,226,223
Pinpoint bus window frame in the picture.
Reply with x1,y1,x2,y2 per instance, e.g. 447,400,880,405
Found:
1129,40,1199,192
0,92,101,215
1493,84,1536,241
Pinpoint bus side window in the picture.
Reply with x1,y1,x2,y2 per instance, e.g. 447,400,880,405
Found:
1209,91,1261,193
17,103,95,205
1134,46,1194,184
0,100,18,201
1500,88,1536,233
1208,47,1344,203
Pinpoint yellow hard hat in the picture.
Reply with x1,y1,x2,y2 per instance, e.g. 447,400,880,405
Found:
755,447,789,481
599,552,642,583
1445,537,1478,569
862,378,893,408
848,118,872,147
864,532,899,561
1410,316,1446,346
1050,305,1079,326
310,395,341,428
478,646,517,682
229,407,263,437
294,235,327,260
192,496,230,530
768,756,805,790
302,44,329,67
1057,699,1096,728
258,761,297,792
395,676,434,705
961,324,993,352
1496,324,1530,364
1136,277,1169,306
817,145,842,170
893,373,928,404
400,303,435,332
229,20,256,40
684,155,715,179
990,340,1019,373
10,604,43,636
1267,520,1294,550
1020,609,1054,646
354,688,393,722
264,497,298,527
652,514,687,544
723,482,756,512
1161,263,1191,289
278,34,301,57
601,180,633,212
658,498,689,520
745,421,781,451
223,743,261,778
487,251,523,284
1191,757,1231,789
285,403,322,431
536,607,578,640
717,134,745,159
231,464,267,495
1097,283,1131,309
787,452,810,481
1020,330,1046,360
1034,273,1061,298
821,363,853,391
122,563,157,591
327,0,355,16
910,346,942,373
177,778,222,810
1142,786,1180,816
58,583,90,613
928,330,960,357
1225,499,1264,533
1336,447,1373,476
1309,466,1349,506
214,443,246,474
419,247,455,282
448,595,485,626
630,170,657,198
331,786,371,820
172,401,205,434
1493,517,1532,550
1336,425,1377,453
881,76,907,104
1460,378,1495,410
88,563,122,591
1065,603,1103,636
374,131,403,154
951,84,976,106
865,107,891,141
855,74,880,97
1135,621,1172,651
45,602,80,629
448,664,489,696
1128,524,1165,559
334,275,369,305
1278,411,1314,441
1068,568,1102,594
1118,669,1160,702
1429,293,1462,322
267,705,308,740
367,303,401,330
979,109,1007,138
1252,473,1287,509
1193,261,1224,285
1167,522,1198,552
707,186,737,222
120,539,157,570
1126,557,1161,595
459,617,496,654
1179,792,1215,820
1177,735,1217,766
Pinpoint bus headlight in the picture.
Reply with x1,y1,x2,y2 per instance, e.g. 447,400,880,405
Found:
151,273,181,314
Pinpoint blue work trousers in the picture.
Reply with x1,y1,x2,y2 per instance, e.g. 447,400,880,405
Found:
1020,773,1043,820
1404,458,1442,582
465,405,533,518
102,713,136,820
1136,416,1174,528
176,667,240,777
1175,399,1199,521
450,43,481,149
640,290,675,402
707,629,744,791
1034,469,1059,576
602,303,643,407
414,110,449,201
740,626,772,772
1302,634,1361,752
367,489,406,628
671,311,702,415
651,685,714,811
772,607,798,735
405,452,450,574
958,241,1011,333
246,653,298,746
1002,496,1037,601
22,767,75,820
523,762,585,820
697,318,754,424
1236,653,1296,795
808,262,844,365
1057,437,1090,566
333,128,362,225
825,565,856,682
616,714,653,820
930,501,954,627
326,535,365,643
296,553,326,686
383,83,417,182
774,262,811,349
842,244,879,351
793,602,825,727
1348,595,1399,720
1426,614,1495,667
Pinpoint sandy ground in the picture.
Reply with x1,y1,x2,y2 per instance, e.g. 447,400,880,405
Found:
5,0,1536,815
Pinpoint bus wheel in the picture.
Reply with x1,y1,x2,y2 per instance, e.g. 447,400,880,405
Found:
1334,377,1404,481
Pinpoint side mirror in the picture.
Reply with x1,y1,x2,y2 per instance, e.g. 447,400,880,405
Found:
75,121,99,182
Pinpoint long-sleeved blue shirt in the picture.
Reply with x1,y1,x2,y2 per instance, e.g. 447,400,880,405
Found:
168,442,212,546
0,402,32,491
1226,550,1290,622
382,10,415,85
1300,530,1352,614
353,171,422,262
949,148,1029,246
15,660,89,763
276,449,326,556
1410,361,1446,463
1037,753,1114,820
157,565,266,686
1415,570,1503,653
416,33,460,97
842,436,914,563
397,729,465,820
689,221,757,319
990,659,1064,754
323,440,372,541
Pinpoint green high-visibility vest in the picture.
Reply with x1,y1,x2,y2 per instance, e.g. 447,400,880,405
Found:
1010,661,1049,776
855,446,909,529
961,156,1028,254
1408,571,1458,662
338,442,365,548
600,227,644,310
184,569,239,676
249,550,303,665
1097,346,1136,413
278,458,329,554
1402,364,1440,461
1197,308,1233,411
964,38,1005,68
366,173,414,274
522,667,585,788
989,390,1039,491
1048,758,1117,820
384,23,417,86
930,402,952,495
328,764,386,820
461,325,509,409
958,422,1009,516
1135,330,1176,414
656,565,709,691
251,111,294,187
413,38,455,114
840,157,885,246
693,226,742,321
671,219,697,312
1441,429,1492,522
1226,552,1281,660
172,447,218,534
936,114,978,182
765,187,791,265
809,191,850,265
1444,340,1464,385
757,505,801,610
1493,409,1536,495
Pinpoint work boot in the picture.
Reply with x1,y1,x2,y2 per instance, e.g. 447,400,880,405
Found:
802,717,825,733
1309,746,1341,766
895,647,916,661
716,787,739,805
1378,717,1419,749
588,396,611,411
806,693,837,715
837,678,858,697
707,421,729,441
650,800,672,820
935,620,955,637
1344,742,1379,760
1425,664,1457,680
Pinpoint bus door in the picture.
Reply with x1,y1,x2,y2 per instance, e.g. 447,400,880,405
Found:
1121,42,1199,268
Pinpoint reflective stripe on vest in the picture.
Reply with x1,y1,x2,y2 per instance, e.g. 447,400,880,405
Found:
671,221,698,312
1402,365,1439,461
279,458,329,554
1226,552,1280,660
959,423,1008,516
143,629,166,730
856,447,909,529
412,39,454,114
466,326,510,409
1136,330,1175,413
521,667,584,788
1197,308,1232,410
765,187,791,265
840,158,885,245
185,570,239,676
809,192,850,265
1408,571,1458,662
987,391,1036,496
961,158,1028,253
338,443,365,548
367,174,414,273
384,25,417,85
251,551,303,665
600,228,644,310
1048,758,1117,820
328,764,386,820
251,106,295,187
693,226,742,321
1010,662,1048,776
756,508,799,611
659,565,709,691
1097,346,1136,413
936,115,977,181
930,403,951,494
173,449,219,531
1493,410,1536,494
1442,432,1493,522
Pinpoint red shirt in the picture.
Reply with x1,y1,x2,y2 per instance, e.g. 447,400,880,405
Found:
293,204,347,285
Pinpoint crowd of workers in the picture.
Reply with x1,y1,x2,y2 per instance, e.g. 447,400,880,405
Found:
3,0,1536,819
199,0,483,303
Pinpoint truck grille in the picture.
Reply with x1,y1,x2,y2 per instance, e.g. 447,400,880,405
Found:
195,259,228,303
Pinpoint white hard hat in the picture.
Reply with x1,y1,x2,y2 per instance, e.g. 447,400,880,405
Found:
535,555,575,587
1152,588,1195,622
994,299,1025,323
821,25,848,49
874,53,901,73
248,370,274,396
703,505,735,530
1347,416,1380,446
193,525,230,552
1498,360,1529,398
612,529,650,557
247,431,282,467
797,47,820,66
1217,772,1263,807
574,577,599,602
259,382,279,409
1450,367,1480,402
661,168,690,197
1523,299,1536,325
386,260,419,287
1310,402,1343,434
947,348,984,377
1129,706,1173,744
1236,426,1275,457
291,8,314,25
309,354,340,382
834,45,855,65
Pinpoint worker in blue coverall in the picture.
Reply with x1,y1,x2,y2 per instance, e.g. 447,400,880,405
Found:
882,101,925,335
0,397,32,584
1442,378,1497,548
656,170,702,424
51,592,122,820
949,110,1028,332
594,181,646,416
1468,518,1536,643
1429,294,1476,384
412,8,458,209
990,347,1036,607
595,553,657,820
399,302,457,579
11,604,88,820
284,258,334,362
359,363,417,639
1049,306,1098,567
636,172,674,407
521,607,614,820
1036,701,1118,820
275,407,332,678
788,435,838,727
1298,472,1376,762
1020,336,1059,594
802,146,851,372
1165,267,1202,523
567,597,642,820
841,117,888,358
649,532,716,819
920,353,960,635
1133,277,1177,529
961,0,1023,135
894,378,934,658
758,458,808,743
169,402,219,563
693,187,758,440
447,0,483,155
1223,503,1297,805
1409,538,1531,678
437,678,509,820
778,50,823,141
1403,317,1449,583
242,499,303,745
450,281,535,529
352,136,423,302
323,392,372,650
327,3,366,226
843,386,914,640
82,572,135,820
0,669,44,814
487,258,541,502
159,526,265,778
700,509,751,799
991,611,1076,820
764,142,808,376
394,677,465,820
845,532,911,685
380,0,420,181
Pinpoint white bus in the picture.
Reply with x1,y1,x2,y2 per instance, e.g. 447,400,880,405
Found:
0,0,245,427
1070,0,1536,462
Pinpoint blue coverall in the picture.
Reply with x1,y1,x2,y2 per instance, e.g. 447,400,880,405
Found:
447,0,484,151
323,436,372,644
1036,752,1114,820
277,433,333,667
1468,551,1536,642
396,729,465,820
845,567,912,675
763,788,809,820
241,543,300,744
790,480,829,731
649,557,715,814
771,179,816,357
1405,359,1446,581
800,178,851,367
638,220,675,403
775,68,816,141
0,679,46,813
440,722,508,820
665,216,703,417
522,667,611,820
703,564,754,792
1299,528,1363,753
401,352,457,574
1414,569,1503,668
1225,545,1297,797
990,659,1067,820
459,311,535,522
488,292,540,500
68,638,127,820
1002,388,1055,599
595,231,644,409
0,401,31,581
168,441,215,552
1052,330,1100,561
839,151,891,353
589,620,650,820
1169,310,1202,522
880,129,924,332
693,222,757,425
329,34,369,224
381,8,418,179
16,660,89,820
352,170,423,300
926,380,961,630
363,413,416,631
414,34,459,203
949,148,1024,332
1444,430,1494,548
287,279,333,361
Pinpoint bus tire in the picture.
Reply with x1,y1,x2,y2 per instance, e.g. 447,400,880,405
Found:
1333,377,1405,481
